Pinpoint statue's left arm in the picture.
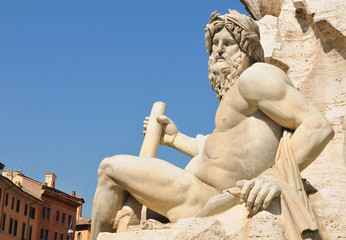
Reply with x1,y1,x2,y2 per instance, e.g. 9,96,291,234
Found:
238,63,334,171
236,63,334,211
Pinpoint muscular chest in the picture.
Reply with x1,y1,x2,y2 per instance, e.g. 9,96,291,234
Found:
215,85,256,131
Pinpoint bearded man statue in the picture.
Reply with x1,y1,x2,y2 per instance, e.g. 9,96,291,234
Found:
91,10,333,240
206,10,265,101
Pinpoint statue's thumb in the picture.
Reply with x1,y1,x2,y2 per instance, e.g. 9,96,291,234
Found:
156,116,169,124
236,180,247,188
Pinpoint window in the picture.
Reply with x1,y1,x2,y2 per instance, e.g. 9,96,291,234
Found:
62,213,65,224
56,211,60,222
28,226,33,240
11,197,15,210
21,223,26,240
68,215,72,225
1,213,6,231
54,232,58,240
60,233,63,240
42,207,46,218
8,217,13,234
13,219,18,236
77,232,82,240
29,207,36,219
0,187,2,200
67,235,70,240
47,208,51,219
16,199,20,212
5,192,9,206
45,229,49,240
40,228,44,239
24,203,28,216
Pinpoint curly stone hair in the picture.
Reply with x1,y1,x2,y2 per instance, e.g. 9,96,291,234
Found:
205,10,264,63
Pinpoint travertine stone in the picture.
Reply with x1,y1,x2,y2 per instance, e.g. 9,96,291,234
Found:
306,0,346,36
245,0,346,239
139,101,167,158
240,0,285,20
97,218,229,240
256,15,280,60
92,3,338,240
97,203,287,240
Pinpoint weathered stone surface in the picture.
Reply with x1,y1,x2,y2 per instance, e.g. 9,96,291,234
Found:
93,0,344,239
97,218,229,240
306,0,346,36
240,0,285,20
97,202,288,240
250,0,346,239
226,200,287,240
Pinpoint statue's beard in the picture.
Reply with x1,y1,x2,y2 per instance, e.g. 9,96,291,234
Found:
208,51,248,101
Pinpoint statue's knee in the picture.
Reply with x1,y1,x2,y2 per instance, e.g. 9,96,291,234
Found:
98,155,119,177
98,155,130,178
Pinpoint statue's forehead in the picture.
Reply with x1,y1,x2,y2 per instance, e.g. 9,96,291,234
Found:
213,28,234,40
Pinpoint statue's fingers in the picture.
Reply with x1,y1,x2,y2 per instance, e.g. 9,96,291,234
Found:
245,186,261,211
240,180,255,204
156,115,170,125
262,187,280,209
236,180,247,188
252,187,269,213
145,116,149,121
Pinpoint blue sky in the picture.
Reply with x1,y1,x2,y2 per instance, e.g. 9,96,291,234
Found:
0,1,247,218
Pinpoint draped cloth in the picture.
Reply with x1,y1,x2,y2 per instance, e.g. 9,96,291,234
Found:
259,130,319,240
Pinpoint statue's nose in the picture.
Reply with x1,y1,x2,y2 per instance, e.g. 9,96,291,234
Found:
217,43,224,54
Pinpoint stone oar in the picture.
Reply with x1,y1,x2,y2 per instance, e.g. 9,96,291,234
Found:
195,187,241,217
139,101,167,222
139,101,167,157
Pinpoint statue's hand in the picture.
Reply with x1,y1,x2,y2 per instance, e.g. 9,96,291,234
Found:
143,115,178,146
237,178,280,213
156,115,178,146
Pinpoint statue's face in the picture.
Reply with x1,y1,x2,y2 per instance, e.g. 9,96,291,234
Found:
211,27,240,63
208,27,249,101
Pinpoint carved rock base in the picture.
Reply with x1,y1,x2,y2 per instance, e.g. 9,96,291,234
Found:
97,201,288,240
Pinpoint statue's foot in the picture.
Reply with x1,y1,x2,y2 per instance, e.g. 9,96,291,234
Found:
112,206,140,233
140,219,173,230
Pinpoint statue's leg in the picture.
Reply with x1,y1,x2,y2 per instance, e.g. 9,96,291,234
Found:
91,159,129,240
91,154,219,239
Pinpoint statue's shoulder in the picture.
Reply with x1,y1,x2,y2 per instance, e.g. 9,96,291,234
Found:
240,62,288,82
238,62,291,102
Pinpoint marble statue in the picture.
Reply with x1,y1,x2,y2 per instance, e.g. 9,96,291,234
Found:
91,10,334,240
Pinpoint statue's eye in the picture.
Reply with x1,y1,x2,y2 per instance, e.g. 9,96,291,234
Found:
224,41,234,46
213,40,219,46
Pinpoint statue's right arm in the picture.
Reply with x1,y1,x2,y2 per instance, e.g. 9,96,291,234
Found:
143,115,199,157
170,131,199,157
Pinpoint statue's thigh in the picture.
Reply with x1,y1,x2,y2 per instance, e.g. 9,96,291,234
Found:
102,154,218,218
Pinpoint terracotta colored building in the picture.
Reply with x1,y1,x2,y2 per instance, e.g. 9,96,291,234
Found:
74,195,91,240
0,165,90,240
75,217,91,240
0,175,43,240
39,183,82,240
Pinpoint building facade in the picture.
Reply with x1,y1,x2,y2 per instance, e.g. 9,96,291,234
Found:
0,166,89,240
75,217,91,240
0,175,43,240
39,184,81,240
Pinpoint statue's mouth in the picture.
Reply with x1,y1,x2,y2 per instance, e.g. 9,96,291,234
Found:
215,54,226,62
